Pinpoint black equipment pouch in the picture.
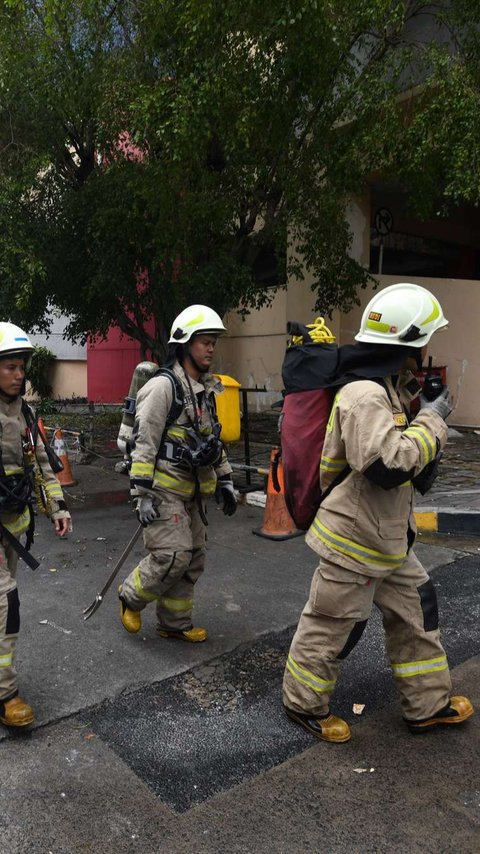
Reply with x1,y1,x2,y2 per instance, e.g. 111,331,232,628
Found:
0,472,33,514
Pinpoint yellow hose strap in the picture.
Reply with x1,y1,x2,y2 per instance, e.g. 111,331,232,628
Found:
291,317,336,346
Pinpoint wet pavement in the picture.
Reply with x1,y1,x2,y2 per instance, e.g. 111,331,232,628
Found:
1,439,479,852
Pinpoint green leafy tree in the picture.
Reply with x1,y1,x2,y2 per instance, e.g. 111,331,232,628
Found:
0,1,477,360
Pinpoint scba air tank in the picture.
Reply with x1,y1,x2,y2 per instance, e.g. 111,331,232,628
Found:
117,361,159,456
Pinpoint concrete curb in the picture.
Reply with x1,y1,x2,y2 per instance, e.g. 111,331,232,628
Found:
246,491,480,537
414,509,480,535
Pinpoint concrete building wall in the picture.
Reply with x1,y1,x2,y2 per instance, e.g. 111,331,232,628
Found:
216,273,480,426
28,312,88,400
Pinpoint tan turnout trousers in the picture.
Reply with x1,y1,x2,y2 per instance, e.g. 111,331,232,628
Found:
0,543,20,702
122,491,206,632
283,552,452,722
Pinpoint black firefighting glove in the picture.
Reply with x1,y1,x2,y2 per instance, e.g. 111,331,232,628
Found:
412,451,443,496
215,475,237,516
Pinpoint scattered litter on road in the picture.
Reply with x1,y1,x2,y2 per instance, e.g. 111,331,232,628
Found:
96,537,106,541
48,567,57,573
84,733,96,740
353,767,375,774
353,703,365,715
39,619,72,635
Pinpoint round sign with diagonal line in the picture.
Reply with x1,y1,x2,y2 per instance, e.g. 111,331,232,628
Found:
374,208,394,236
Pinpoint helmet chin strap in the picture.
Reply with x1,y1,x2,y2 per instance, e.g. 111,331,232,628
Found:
184,344,208,374
411,348,424,371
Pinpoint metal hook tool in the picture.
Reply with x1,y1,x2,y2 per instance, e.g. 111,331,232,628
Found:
83,524,143,621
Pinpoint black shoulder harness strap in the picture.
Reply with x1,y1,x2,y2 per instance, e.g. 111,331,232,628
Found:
154,368,184,427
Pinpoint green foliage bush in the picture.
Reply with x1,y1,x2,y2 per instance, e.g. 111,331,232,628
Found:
27,345,56,399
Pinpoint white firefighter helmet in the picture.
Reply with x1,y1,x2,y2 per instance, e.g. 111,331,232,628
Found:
355,283,448,348
168,305,227,344
0,322,34,362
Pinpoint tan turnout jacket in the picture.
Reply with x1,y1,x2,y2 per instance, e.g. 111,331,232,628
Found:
305,373,448,577
130,361,232,500
0,397,67,537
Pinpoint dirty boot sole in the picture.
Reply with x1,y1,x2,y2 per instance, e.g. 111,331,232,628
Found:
284,706,351,743
0,697,35,727
157,627,208,643
407,696,474,734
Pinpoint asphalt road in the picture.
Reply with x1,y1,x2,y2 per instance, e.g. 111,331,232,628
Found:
1,502,479,853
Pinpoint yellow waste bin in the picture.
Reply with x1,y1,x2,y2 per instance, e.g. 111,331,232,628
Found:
214,375,241,443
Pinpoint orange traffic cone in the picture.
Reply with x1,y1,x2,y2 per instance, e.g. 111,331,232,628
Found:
37,417,48,445
252,447,302,540
52,428,76,487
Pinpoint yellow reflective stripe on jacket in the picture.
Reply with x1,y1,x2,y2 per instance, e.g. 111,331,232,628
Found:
166,426,189,441
198,478,216,495
326,392,340,433
392,655,448,679
0,653,13,667
310,518,406,567
286,654,336,694
3,467,24,475
158,596,193,612
45,481,63,499
0,507,30,537
320,455,348,473
153,470,194,496
133,566,158,602
403,425,436,465
131,461,155,480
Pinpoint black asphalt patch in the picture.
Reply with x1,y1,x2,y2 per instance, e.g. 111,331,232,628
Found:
81,555,480,813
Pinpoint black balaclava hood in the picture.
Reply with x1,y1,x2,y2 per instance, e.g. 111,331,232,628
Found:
331,342,414,387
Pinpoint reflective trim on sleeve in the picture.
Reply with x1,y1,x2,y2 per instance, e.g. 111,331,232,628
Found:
0,507,31,537
286,654,336,694
3,467,24,476
320,455,348,473
45,481,63,499
133,566,159,602
198,478,217,496
326,392,341,433
309,518,406,568
131,461,155,480
158,596,193,612
320,457,347,472
403,425,436,465
0,652,13,667
392,655,448,679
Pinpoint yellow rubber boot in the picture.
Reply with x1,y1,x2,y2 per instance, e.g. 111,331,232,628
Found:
157,626,208,643
406,695,474,733
0,696,35,727
284,705,351,743
118,586,142,634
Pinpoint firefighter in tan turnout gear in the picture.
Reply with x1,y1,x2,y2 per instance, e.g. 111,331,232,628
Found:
283,283,474,742
0,323,72,728
119,305,236,642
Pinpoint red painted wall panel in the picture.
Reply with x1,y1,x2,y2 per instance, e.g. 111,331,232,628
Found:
87,320,156,403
